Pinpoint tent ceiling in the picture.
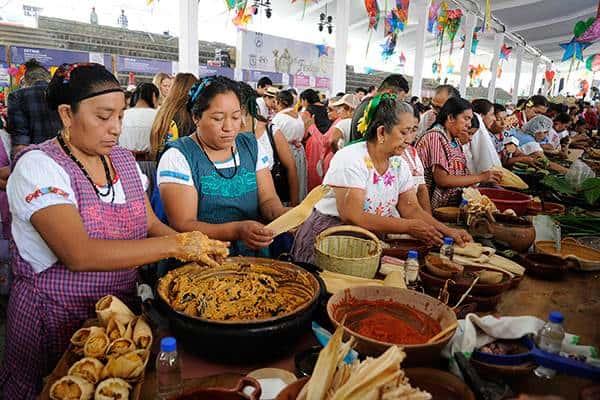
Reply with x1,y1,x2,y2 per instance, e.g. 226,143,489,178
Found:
275,0,598,64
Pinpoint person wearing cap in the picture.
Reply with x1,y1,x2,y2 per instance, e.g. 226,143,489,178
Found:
329,94,359,151
258,86,279,120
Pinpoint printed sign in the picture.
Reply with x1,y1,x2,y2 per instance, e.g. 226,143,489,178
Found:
198,65,235,79
116,56,172,75
240,31,334,85
315,77,330,89
10,46,111,68
294,74,310,87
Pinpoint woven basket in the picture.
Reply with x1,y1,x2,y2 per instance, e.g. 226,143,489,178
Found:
314,225,382,279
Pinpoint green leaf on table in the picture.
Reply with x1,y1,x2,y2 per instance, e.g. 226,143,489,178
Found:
541,175,576,195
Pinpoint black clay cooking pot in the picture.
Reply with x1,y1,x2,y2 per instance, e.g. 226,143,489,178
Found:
153,257,325,363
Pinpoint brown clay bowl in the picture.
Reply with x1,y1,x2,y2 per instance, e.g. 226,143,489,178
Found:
405,368,476,400
382,238,432,260
170,377,261,400
477,188,532,216
424,254,464,279
419,265,512,296
422,284,503,312
433,206,461,223
520,253,569,280
527,201,566,216
470,358,536,378
275,369,476,400
326,286,457,366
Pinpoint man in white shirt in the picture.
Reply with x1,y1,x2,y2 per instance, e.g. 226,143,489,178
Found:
256,76,274,120
416,85,460,140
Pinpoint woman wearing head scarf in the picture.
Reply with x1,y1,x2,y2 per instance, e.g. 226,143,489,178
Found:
292,95,471,264
511,115,553,157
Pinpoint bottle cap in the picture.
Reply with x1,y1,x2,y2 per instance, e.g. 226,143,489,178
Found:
549,311,564,324
160,337,177,352
407,250,419,259
443,237,454,245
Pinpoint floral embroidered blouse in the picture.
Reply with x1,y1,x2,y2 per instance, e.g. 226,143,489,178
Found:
315,141,415,218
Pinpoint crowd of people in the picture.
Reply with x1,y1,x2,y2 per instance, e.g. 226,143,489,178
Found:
0,59,597,396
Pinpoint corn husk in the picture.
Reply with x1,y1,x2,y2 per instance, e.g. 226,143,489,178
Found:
489,254,525,276
477,270,504,284
102,350,149,382
106,338,136,358
451,254,516,278
49,375,94,400
383,271,407,289
71,327,106,355
106,318,128,342
266,185,330,236
319,270,383,294
132,318,152,350
68,357,104,385
453,242,494,258
492,166,528,190
84,331,110,359
95,296,135,326
94,378,132,400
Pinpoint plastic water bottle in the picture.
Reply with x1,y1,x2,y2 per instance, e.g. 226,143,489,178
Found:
156,337,182,399
440,237,455,260
534,311,565,379
405,250,420,287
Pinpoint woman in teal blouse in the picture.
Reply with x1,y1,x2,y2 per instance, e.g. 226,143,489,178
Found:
156,76,288,256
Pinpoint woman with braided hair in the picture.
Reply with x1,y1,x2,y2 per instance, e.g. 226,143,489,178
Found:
157,76,289,257
292,95,471,264
0,63,227,398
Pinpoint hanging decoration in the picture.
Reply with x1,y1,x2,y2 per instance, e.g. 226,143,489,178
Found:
482,0,492,33
316,44,329,57
499,44,512,61
398,51,406,67
468,64,486,86
460,27,481,54
427,1,441,34
385,0,410,34
318,12,334,34
8,64,26,87
381,33,398,61
432,61,440,76
251,0,272,18
586,54,600,72
224,0,237,10
560,37,591,62
364,0,381,55
436,4,462,57
576,1,600,43
446,61,455,74
232,4,253,28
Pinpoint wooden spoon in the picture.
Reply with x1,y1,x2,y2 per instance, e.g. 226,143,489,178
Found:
427,321,459,344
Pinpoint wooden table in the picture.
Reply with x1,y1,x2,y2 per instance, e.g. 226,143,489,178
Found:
141,271,600,399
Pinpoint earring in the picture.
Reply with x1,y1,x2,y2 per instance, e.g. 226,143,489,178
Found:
62,127,71,142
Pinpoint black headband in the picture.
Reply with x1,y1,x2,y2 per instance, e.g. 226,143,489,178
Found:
73,87,124,104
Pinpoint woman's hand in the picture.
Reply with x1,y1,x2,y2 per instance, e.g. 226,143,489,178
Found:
478,170,503,185
173,231,230,267
236,221,275,250
445,228,472,247
406,219,444,246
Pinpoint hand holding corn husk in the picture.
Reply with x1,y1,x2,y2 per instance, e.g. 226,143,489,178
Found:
490,166,529,190
173,231,229,267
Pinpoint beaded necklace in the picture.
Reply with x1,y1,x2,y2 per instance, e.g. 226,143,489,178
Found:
195,131,238,180
57,134,115,203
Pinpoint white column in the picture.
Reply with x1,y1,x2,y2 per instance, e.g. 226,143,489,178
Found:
459,13,477,97
235,29,244,81
511,47,523,104
487,32,504,102
412,0,430,98
333,0,350,94
529,57,539,96
178,0,199,75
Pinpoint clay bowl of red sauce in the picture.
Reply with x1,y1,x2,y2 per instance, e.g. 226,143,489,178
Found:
327,286,457,366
